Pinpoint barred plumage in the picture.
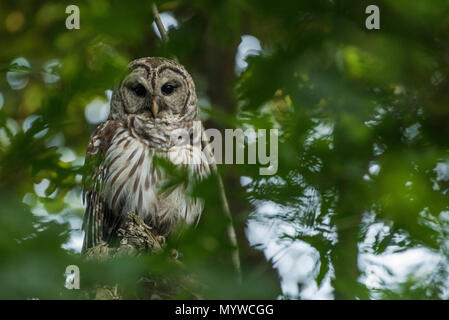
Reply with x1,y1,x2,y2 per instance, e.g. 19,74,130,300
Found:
82,57,210,252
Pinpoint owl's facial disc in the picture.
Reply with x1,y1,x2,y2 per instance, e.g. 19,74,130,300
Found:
121,67,187,120
111,58,197,121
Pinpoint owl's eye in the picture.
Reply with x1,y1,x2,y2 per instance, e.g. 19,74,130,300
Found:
161,83,177,96
132,84,147,97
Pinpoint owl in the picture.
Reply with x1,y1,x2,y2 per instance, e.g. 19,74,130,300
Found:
82,57,210,252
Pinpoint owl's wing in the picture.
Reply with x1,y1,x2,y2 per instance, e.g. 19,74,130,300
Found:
81,120,121,253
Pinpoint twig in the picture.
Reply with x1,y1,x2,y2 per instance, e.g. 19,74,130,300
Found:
152,4,169,43
152,4,242,282
201,126,242,283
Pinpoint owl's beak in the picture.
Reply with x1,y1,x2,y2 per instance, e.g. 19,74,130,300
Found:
152,99,159,118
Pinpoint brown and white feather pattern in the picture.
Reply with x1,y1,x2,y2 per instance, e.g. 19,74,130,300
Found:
83,119,210,251
82,57,209,252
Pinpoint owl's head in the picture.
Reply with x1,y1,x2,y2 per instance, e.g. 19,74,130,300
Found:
110,57,197,122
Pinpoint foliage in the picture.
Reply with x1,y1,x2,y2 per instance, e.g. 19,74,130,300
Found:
1,0,449,299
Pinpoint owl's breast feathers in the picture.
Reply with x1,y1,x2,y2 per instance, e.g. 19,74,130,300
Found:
82,119,210,251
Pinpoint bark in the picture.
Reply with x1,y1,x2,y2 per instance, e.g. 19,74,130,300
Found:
84,212,201,300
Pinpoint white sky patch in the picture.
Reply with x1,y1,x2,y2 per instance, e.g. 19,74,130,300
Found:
45,132,65,148
245,194,334,299
58,147,77,163
71,155,85,167
85,94,110,124
435,161,449,182
63,232,83,252
25,185,85,253
235,35,262,75
152,12,179,39
360,247,442,295
62,189,84,252
301,120,335,153
365,106,387,127
6,57,31,90
22,114,49,138
105,89,113,100
240,176,252,187
6,118,19,136
243,176,329,298
306,122,334,146
246,213,333,299
403,123,421,142
34,128,49,139
369,162,381,176
44,132,80,165
41,59,61,84
243,176,448,299
358,217,443,297
23,115,42,132
22,192,35,206
62,218,84,252
34,179,50,198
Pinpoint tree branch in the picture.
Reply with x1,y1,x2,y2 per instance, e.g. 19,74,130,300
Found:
152,3,169,43
84,212,202,300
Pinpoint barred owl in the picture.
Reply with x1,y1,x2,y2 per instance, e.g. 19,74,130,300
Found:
82,57,210,251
